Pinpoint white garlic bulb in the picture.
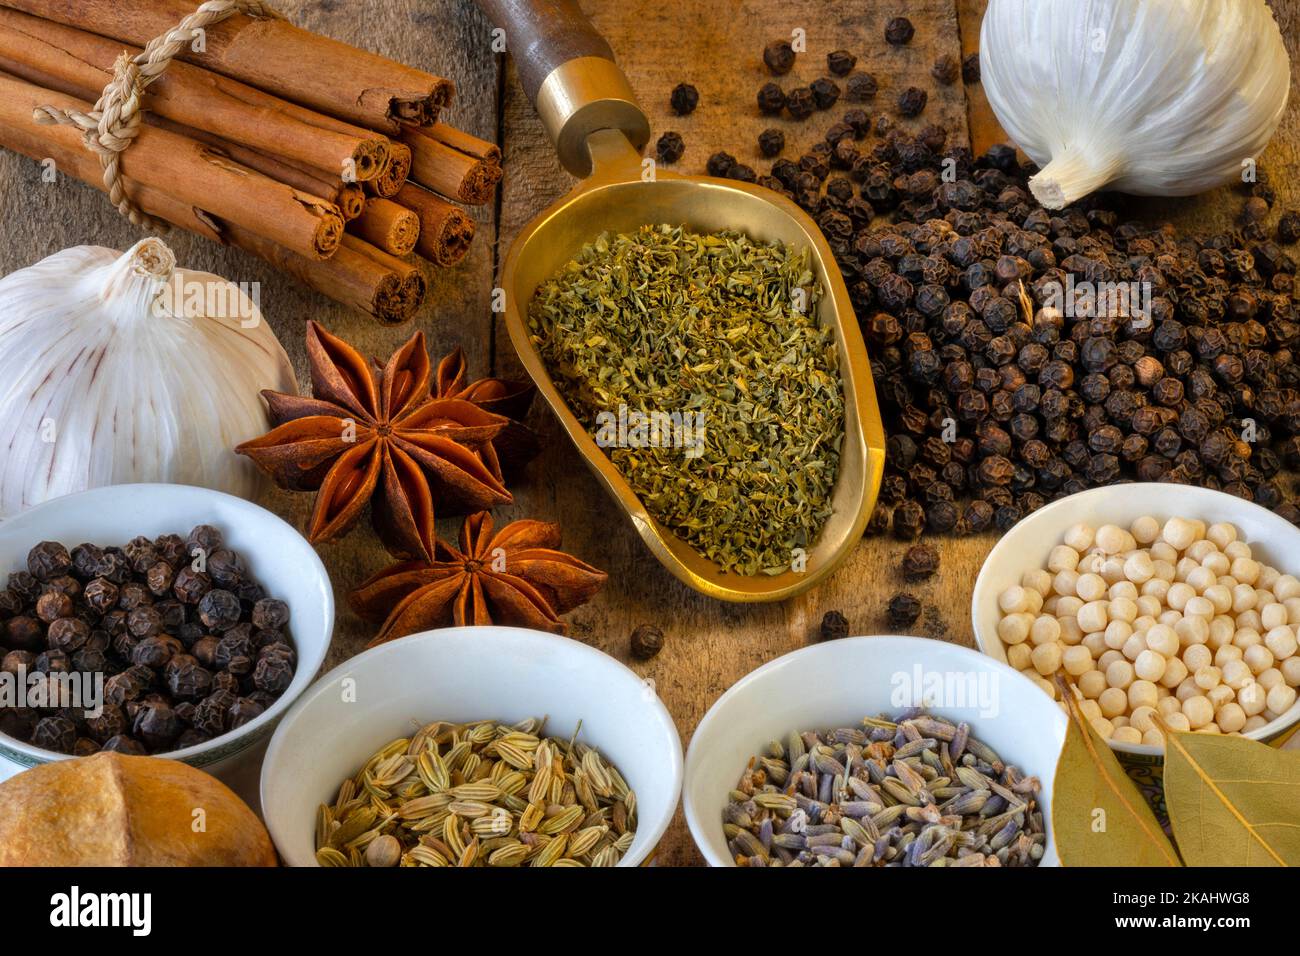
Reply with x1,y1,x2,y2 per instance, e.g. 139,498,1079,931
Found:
981,0,1291,209
0,238,297,515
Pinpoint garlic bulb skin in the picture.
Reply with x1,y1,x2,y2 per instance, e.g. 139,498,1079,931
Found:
981,0,1291,209
0,238,297,516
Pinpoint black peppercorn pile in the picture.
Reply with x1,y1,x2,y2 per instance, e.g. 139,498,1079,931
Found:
716,97,1300,538
0,528,297,756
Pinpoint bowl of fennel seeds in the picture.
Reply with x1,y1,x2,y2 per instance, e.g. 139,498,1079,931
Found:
527,224,849,581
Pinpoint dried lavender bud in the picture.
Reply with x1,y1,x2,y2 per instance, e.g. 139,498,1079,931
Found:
758,128,785,158
669,82,699,115
885,16,915,45
931,54,960,85
887,593,922,628
897,87,928,118
810,77,840,110
962,53,981,83
763,39,796,74
629,624,664,660
845,72,878,102
901,544,940,581
655,132,685,165
756,82,786,116
27,542,71,582
819,610,849,642
785,87,815,120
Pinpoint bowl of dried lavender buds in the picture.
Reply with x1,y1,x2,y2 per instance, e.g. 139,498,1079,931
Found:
973,484,1300,761
260,625,682,867
683,635,1066,866
0,483,333,808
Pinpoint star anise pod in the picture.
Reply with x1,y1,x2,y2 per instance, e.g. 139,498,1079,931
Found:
434,347,540,480
351,511,608,645
236,322,511,561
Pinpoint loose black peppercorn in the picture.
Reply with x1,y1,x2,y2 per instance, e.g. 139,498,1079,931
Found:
810,77,840,110
655,132,685,165
897,87,928,118
901,544,939,581
669,82,699,115
962,53,981,83
785,87,816,120
706,151,736,177
893,500,925,540
884,16,915,45
845,73,878,102
727,163,757,183
885,593,921,629
756,82,786,116
827,49,856,75
763,39,796,75
819,610,850,642
931,54,960,85
757,128,785,158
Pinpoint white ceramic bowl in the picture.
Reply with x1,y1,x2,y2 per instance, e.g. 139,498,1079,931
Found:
972,484,1300,760
683,635,1066,866
0,484,333,803
260,626,683,866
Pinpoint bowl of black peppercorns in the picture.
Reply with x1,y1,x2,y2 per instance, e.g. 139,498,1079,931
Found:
0,484,332,803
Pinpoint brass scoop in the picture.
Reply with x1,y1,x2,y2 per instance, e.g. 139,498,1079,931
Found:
481,0,885,602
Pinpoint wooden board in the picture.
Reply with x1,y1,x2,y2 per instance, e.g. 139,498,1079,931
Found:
0,0,1296,868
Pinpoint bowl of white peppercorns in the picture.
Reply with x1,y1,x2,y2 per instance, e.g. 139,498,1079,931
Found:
973,484,1300,762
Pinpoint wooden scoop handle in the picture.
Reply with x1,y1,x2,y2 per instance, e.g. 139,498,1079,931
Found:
476,0,649,177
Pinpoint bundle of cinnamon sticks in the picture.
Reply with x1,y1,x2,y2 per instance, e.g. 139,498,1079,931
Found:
0,0,500,324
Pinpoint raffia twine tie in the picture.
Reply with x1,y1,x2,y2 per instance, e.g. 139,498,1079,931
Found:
33,0,283,229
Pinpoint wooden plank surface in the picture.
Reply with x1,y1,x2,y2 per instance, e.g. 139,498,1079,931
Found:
497,0,1300,866
0,0,1296,868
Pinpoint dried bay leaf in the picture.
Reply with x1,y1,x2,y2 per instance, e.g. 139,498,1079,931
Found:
1163,730,1300,866
1052,683,1181,867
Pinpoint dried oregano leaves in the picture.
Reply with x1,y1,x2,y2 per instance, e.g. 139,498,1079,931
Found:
528,225,846,575
316,718,636,867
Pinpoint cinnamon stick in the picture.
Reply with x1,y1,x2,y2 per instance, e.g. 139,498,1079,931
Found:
349,198,420,257
400,125,502,205
367,143,411,199
0,71,222,243
396,183,476,267
0,72,343,259
147,115,366,221
0,0,454,132
224,224,415,325
341,235,428,321
0,8,389,182
409,122,501,164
